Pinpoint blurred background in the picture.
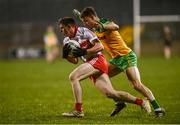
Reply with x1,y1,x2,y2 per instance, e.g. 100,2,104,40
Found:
0,0,180,59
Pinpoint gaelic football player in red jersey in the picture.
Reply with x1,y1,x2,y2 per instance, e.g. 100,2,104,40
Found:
58,17,151,117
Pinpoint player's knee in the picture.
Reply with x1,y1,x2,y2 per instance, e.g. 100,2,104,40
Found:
69,73,78,82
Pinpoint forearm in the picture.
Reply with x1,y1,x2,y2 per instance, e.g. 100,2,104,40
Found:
86,42,103,56
87,44,103,55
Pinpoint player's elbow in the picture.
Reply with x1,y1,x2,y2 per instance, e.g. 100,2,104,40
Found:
113,24,119,30
108,22,119,30
97,44,104,52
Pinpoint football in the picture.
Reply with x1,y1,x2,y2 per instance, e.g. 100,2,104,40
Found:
68,40,80,56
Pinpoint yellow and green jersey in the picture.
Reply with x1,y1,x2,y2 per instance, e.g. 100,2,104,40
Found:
94,18,131,58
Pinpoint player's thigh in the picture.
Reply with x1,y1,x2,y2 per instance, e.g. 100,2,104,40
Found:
108,63,121,77
95,73,114,94
126,66,141,82
70,63,99,81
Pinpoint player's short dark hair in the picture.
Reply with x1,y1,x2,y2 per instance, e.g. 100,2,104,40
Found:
58,17,76,26
80,7,97,18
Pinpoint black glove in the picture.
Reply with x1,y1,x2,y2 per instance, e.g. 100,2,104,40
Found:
62,44,71,58
72,47,87,57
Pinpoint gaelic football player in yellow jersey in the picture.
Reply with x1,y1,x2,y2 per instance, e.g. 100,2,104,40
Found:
77,7,165,117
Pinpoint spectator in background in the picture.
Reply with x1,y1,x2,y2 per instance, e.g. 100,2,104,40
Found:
163,25,173,59
44,25,59,63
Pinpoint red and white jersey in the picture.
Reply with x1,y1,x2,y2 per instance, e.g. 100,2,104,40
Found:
63,27,102,61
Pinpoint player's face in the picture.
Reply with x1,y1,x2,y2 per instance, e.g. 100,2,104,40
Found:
82,16,96,29
59,24,75,38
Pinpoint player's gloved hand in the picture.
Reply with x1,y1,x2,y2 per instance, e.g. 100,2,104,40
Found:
73,9,81,21
72,47,87,57
62,43,71,58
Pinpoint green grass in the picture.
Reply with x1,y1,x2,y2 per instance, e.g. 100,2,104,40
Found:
0,57,180,124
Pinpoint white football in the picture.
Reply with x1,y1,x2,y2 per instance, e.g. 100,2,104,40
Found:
68,40,80,56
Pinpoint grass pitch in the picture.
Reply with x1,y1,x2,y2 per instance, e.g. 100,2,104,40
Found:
0,57,180,124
